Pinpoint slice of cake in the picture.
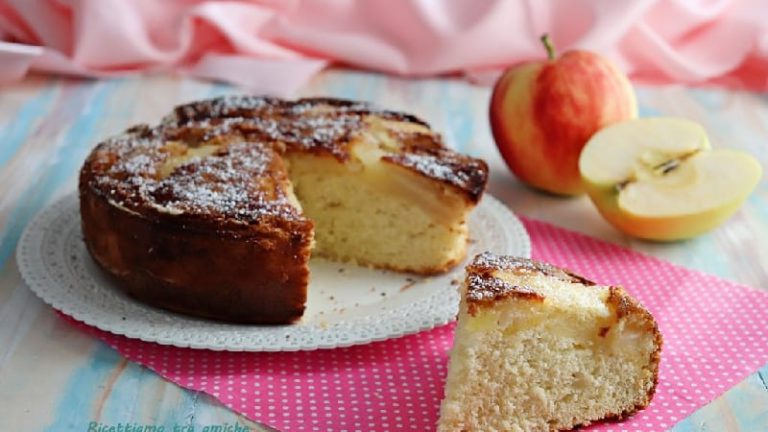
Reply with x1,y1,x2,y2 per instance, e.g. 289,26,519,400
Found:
438,253,662,432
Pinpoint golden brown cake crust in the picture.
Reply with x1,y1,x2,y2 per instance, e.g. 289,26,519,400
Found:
81,123,308,234
461,253,663,428
80,118,315,323
464,252,594,312
602,286,664,420
164,96,488,203
79,96,488,324
80,188,311,324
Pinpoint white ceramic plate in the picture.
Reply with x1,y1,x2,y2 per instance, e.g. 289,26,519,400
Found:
17,193,530,351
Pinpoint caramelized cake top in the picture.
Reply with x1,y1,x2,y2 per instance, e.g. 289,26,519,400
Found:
163,96,488,200
464,252,660,331
80,96,488,234
464,252,594,306
79,122,307,234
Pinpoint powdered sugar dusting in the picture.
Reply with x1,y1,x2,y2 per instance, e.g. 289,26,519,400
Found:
466,274,518,302
163,97,369,159
151,142,296,221
85,127,299,224
471,252,567,276
465,253,545,304
83,95,488,225
470,252,533,271
465,253,596,305
384,150,488,201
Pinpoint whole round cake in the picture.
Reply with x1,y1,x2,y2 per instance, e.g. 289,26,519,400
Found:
79,96,488,324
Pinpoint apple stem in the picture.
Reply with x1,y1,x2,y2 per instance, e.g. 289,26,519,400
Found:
540,34,556,60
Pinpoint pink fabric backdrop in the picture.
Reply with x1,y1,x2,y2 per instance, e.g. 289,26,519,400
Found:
1,0,767,93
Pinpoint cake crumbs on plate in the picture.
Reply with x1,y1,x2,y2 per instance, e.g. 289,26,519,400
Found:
400,278,418,292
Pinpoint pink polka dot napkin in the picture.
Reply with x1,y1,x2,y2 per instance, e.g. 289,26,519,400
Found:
67,218,768,432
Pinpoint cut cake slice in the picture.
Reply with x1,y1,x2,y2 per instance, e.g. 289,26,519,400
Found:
438,253,662,432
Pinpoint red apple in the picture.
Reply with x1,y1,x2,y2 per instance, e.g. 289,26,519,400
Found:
490,35,637,195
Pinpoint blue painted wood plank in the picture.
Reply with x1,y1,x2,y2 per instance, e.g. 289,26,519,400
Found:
0,84,58,166
0,79,120,268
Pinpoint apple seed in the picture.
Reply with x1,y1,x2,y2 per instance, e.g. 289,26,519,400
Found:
651,149,701,175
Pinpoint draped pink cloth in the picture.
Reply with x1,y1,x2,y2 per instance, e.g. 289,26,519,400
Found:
1,0,767,94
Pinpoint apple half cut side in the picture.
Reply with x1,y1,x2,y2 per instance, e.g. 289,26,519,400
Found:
579,117,762,241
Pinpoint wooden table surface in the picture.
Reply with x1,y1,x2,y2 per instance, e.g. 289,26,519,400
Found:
0,70,766,431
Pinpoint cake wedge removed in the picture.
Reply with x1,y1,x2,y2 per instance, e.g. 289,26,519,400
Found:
438,253,662,432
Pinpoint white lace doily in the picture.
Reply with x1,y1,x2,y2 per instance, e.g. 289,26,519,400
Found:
17,193,530,351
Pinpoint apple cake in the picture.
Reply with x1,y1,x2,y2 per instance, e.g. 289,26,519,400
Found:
79,96,488,324
438,253,662,432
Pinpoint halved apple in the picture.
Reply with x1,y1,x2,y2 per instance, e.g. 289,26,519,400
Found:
579,117,762,241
